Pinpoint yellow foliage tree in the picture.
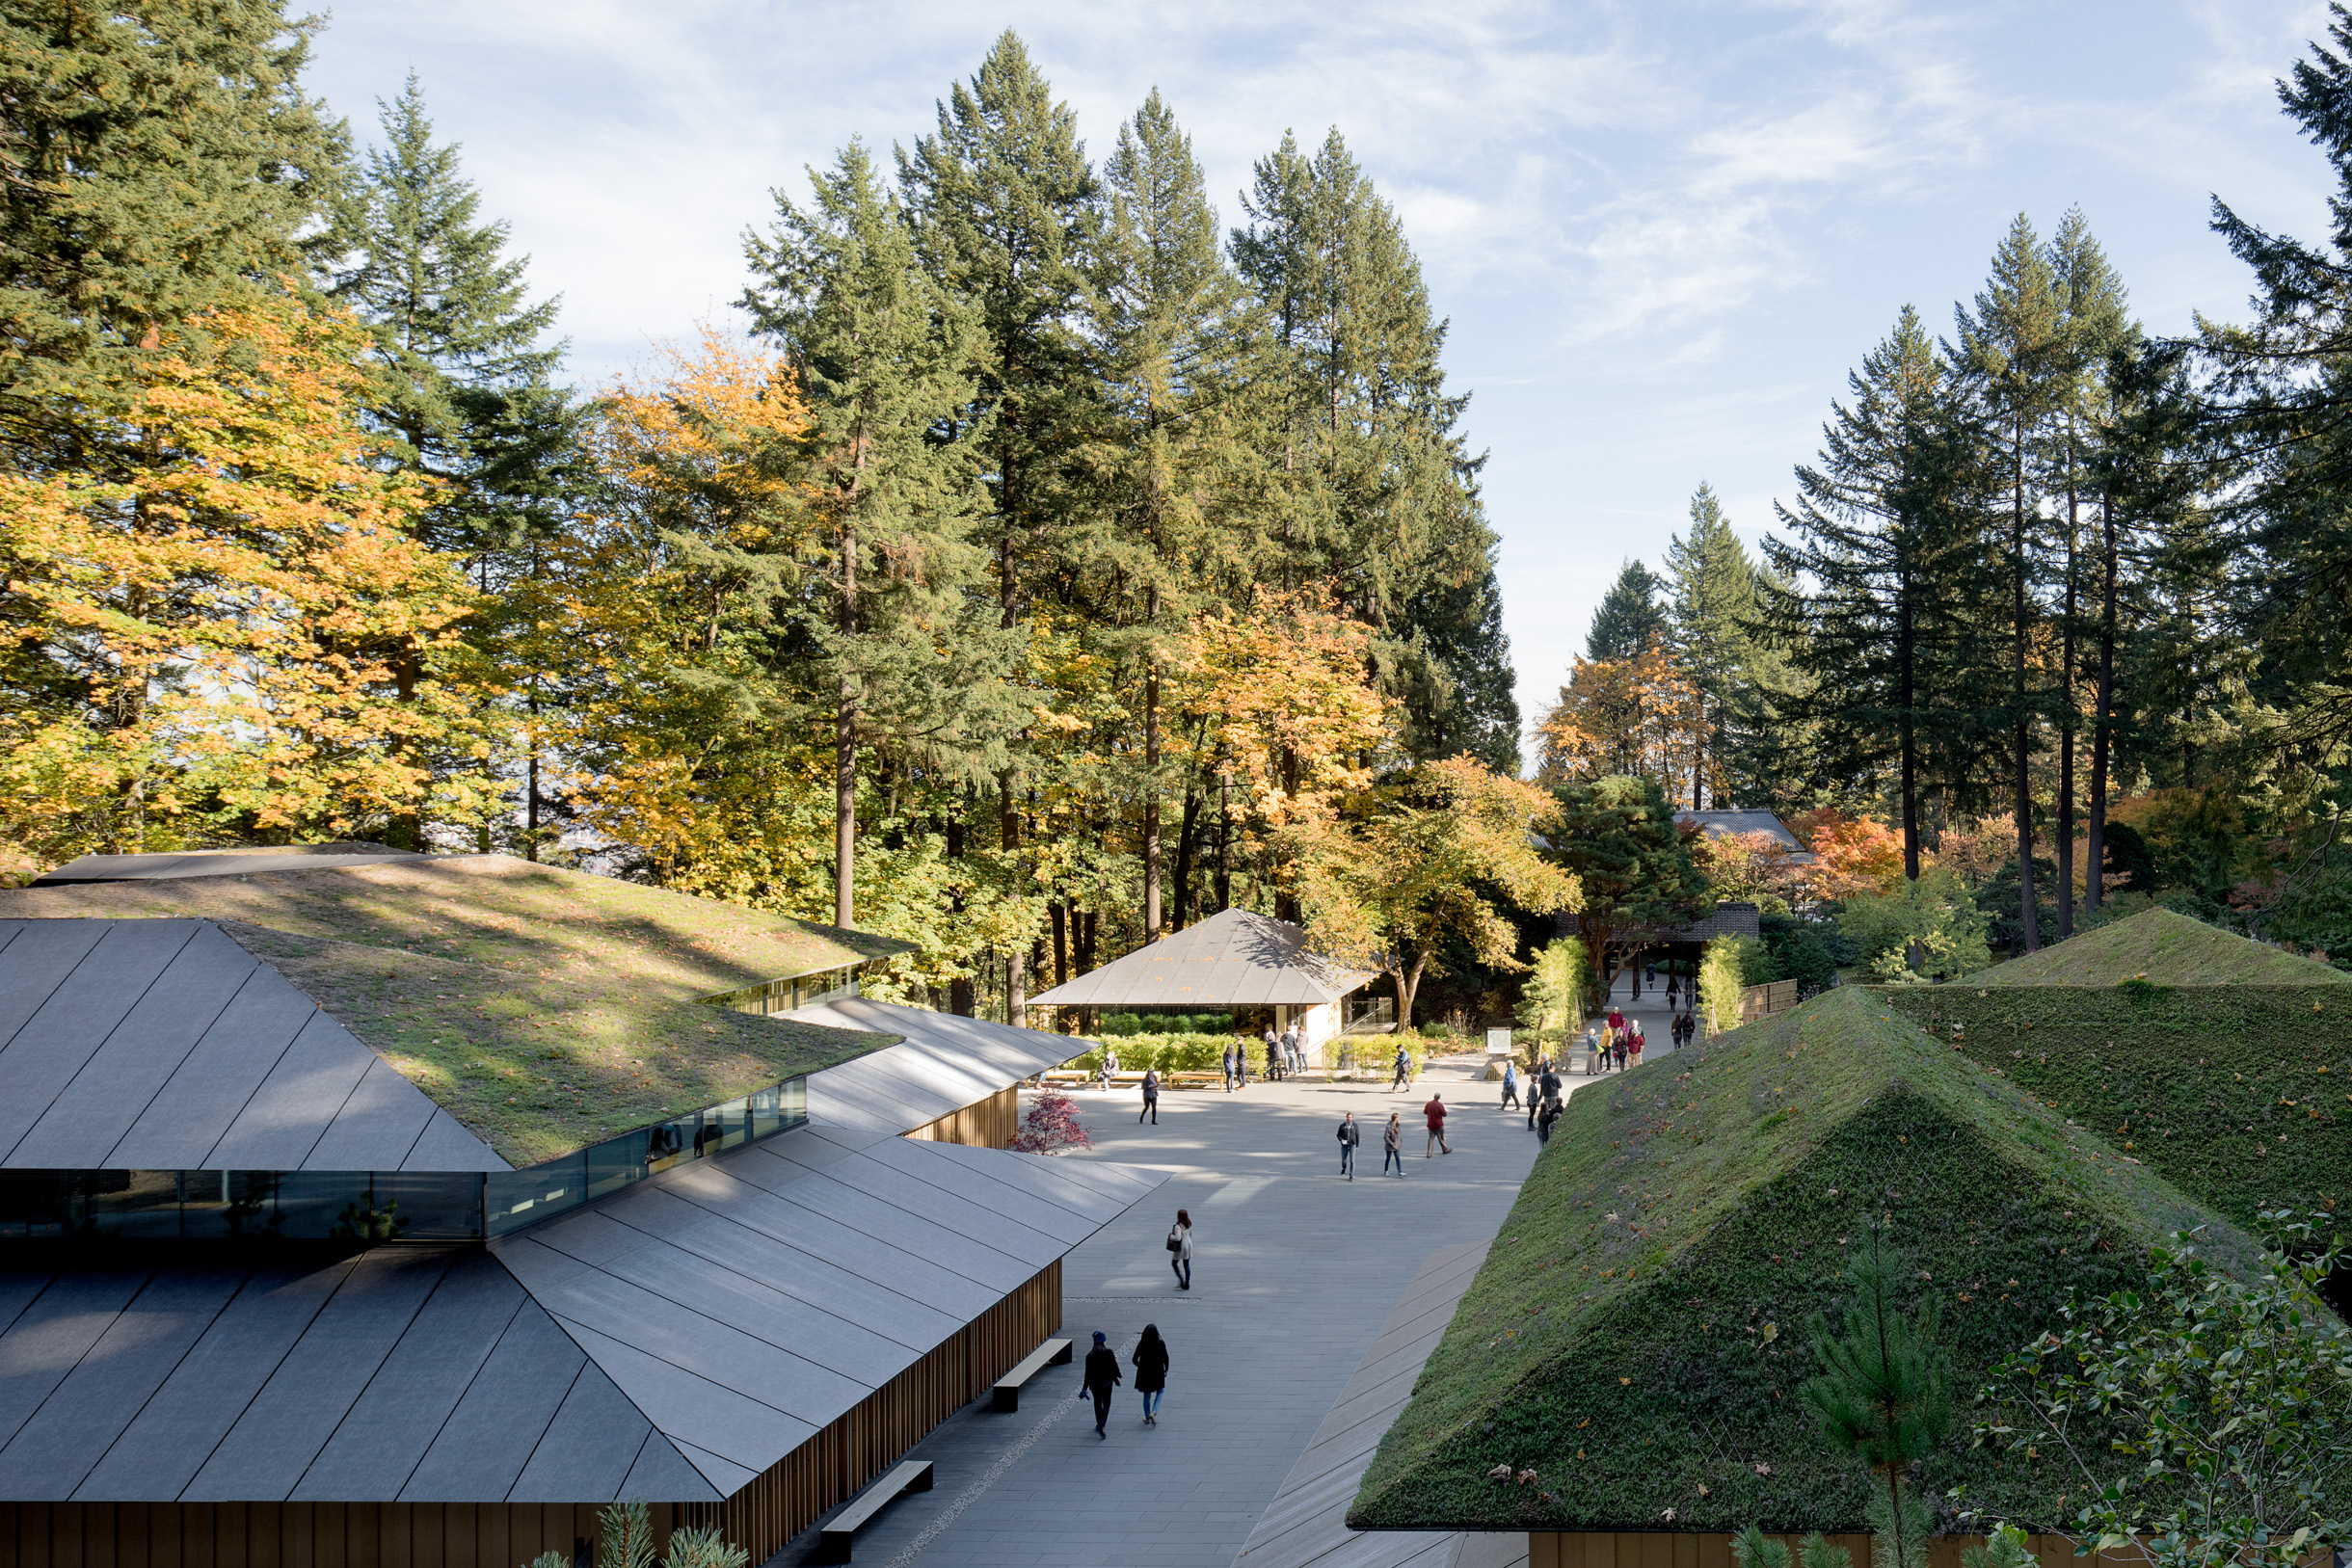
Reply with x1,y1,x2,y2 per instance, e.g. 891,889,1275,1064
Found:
1536,644,1710,801
0,290,483,866
1298,756,1578,1028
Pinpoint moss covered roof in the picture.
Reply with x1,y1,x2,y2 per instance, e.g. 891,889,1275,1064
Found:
1883,982,2352,1232
1967,907,2348,987
1350,987,2254,1535
0,858,913,1166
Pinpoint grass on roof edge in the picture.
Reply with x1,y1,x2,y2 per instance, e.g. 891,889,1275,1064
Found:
1349,987,2259,1537
222,921,897,1167
1966,906,2347,988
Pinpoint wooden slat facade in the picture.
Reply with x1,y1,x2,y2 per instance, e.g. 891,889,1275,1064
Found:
1531,1533,2157,1568
0,1261,1061,1568
900,1084,1018,1149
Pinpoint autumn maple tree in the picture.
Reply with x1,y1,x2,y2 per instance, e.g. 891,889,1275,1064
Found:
0,291,483,864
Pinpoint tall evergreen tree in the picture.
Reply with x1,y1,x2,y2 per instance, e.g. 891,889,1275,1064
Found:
1954,216,2066,949
0,0,341,463
1666,483,1760,809
1095,88,1258,936
743,138,996,929
899,30,1107,1016
1768,307,1997,877
2043,209,2132,935
1586,559,1667,660
1233,127,1512,766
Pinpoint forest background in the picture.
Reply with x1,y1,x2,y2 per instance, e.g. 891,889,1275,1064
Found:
17,6,2352,1031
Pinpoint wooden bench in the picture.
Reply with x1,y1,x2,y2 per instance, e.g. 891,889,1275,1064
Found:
990,1336,1072,1411
815,1459,934,1562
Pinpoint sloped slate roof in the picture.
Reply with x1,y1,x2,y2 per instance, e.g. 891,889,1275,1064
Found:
1674,810,1806,852
0,1128,1164,1502
0,918,506,1173
787,997,1086,1135
1027,907,1374,1010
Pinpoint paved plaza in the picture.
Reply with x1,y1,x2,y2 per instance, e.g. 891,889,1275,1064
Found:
772,1050,1544,1568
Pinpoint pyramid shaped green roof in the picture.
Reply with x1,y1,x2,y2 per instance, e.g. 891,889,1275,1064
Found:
1349,987,2254,1535
1967,907,2347,987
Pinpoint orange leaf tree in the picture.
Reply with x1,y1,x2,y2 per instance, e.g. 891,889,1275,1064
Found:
0,290,485,864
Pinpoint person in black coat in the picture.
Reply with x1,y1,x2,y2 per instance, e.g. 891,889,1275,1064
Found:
1138,1069,1160,1125
1132,1323,1170,1425
1082,1330,1121,1438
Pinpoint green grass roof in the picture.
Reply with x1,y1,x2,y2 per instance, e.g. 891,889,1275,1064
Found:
1967,907,2348,987
1883,983,2352,1232
0,857,914,1166
1350,987,2254,1536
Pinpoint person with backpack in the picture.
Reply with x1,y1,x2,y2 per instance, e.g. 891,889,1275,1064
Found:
1336,1111,1360,1180
1390,1045,1412,1090
1132,1324,1170,1426
1138,1068,1160,1125
1381,1111,1404,1176
1166,1209,1192,1289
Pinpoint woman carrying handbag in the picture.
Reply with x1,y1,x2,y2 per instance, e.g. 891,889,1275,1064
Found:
1166,1209,1192,1289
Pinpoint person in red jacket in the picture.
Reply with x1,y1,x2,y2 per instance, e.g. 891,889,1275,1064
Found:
1424,1093,1450,1156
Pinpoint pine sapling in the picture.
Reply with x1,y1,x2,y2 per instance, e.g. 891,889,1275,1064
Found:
1801,1225,1953,1568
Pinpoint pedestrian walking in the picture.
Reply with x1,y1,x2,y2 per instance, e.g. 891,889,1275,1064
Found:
1629,1023,1644,1068
1266,1037,1283,1082
1166,1209,1192,1290
1424,1093,1450,1156
1220,1045,1236,1092
1336,1111,1360,1180
1082,1330,1121,1438
1132,1324,1169,1426
1501,1060,1520,1109
1138,1069,1160,1125
1537,1094,1562,1144
1281,1024,1299,1074
1381,1111,1404,1176
1390,1046,1411,1090
1613,1035,1627,1072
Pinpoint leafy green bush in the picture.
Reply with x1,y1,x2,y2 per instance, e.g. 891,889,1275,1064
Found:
1514,935,1588,1038
1097,1010,1232,1036
1834,865,1991,982
1699,935,1754,1032
1422,1021,1455,1040
1064,1033,1239,1073
1760,912,1850,993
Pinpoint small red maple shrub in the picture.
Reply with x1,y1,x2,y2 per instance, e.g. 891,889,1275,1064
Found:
1009,1088,1092,1154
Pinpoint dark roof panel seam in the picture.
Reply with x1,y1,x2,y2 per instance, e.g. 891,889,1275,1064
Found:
0,1269,59,1343
750,1154,1049,1276
670,1157,1029,1298
808,1144,1077,1251
636,1176,1004,1323
298,1049,405,1172
858,1141,1103,1227
183,994,320,1172
166,1257,359,1502
0,1265,163,1462
541,1306,817,1429
288,1270,530,1505
51,943,263,1171
57,1266,251,1502
494,1355,592,1504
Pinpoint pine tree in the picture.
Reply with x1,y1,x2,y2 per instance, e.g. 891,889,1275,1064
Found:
1586,559,1667,660
1666,483,1760,809
899,30,1107,1016
1232,127,1511,765
1768,307,1999,877
1953,216,2067,949
0,0,341,465
1094,88,1258,935
2044,209,2133,935
743,138,997,929
320,74,573,851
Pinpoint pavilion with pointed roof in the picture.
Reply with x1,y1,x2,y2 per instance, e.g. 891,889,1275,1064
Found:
1025,907,1381,1062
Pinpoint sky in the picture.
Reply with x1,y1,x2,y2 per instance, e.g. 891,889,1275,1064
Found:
305,0,2338,764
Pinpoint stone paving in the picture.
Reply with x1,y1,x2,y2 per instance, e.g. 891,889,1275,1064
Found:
768,1052,1542,1568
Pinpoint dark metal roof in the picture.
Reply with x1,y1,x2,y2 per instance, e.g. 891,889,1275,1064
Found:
1026,907,1374,1011
0,1127,1163,1503
1564,901,1762,945
1235,1241,1499,1568
33,845,428,886
0,919,507,1173
785,998,1085,1135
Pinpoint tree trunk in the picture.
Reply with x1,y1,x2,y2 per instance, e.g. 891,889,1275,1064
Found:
1214,766,1233,912
2011,415,2041,951
1172,783,1202,930
1143,644,1162,940
946,813,974,1017
2087,489,2118,912
1897,576,1919,881
835,520,858,929
1002,778,1025,1022
2056,430,2078,939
